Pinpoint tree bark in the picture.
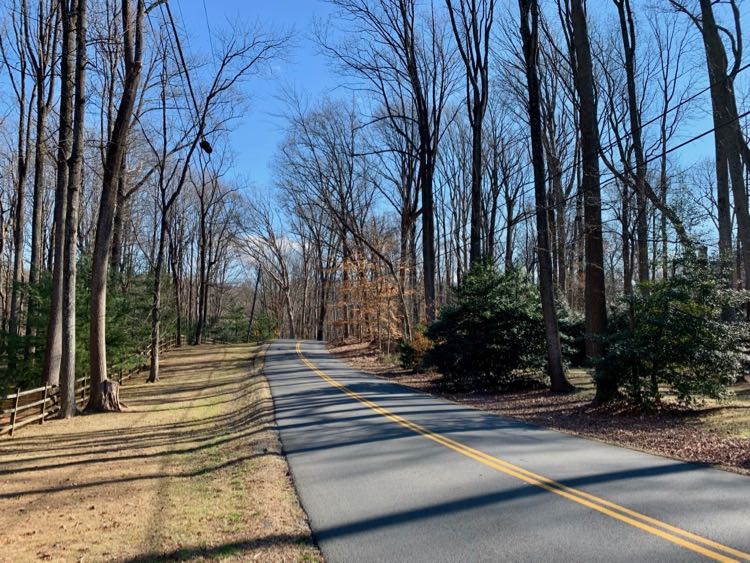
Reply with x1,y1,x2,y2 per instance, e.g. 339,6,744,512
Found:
26,0,57,359
110,165,126,276
168,228,183,346
88,0,144,412
446,0,495,267
568,0,609,395
519,0,572,393
148,216,167,383
59,0,86,418
7,8,31,368
42,0,74,387
695,0,750,290
615,0,649,284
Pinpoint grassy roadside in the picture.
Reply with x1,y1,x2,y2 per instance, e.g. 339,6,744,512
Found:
329,341,750,475
0,343,321,562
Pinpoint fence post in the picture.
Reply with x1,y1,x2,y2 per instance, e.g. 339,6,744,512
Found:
41,384,49,424
10,387,20,437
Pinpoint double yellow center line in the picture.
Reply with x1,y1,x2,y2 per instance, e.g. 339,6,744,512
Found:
295,342,749,562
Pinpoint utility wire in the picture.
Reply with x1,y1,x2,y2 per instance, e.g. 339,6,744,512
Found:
161,2,201,121
517,62,750,193
199,0,216,63
429,107,750,264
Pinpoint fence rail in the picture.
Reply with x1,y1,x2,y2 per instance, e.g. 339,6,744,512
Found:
0,334,179,437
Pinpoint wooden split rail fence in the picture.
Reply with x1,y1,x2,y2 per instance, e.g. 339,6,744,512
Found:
0,334,178,437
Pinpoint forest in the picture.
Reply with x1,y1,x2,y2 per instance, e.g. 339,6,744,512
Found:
1,0,749,417
249,0,750,407
2,1,750,561
0,0,287,415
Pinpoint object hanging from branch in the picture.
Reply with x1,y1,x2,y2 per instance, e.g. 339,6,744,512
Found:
200,138,213,154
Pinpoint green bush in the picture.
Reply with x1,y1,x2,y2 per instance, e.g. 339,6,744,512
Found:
249,311,278,342
398,327,431,370
557,301,586,368
210,305,249,343
597,259,747,406
1,262,163,392
424,265,546,391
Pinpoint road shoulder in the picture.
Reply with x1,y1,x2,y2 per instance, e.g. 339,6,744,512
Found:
329,340,750,476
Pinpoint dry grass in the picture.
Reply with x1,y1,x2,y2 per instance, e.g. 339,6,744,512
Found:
0,343,321,562
329,341,750,475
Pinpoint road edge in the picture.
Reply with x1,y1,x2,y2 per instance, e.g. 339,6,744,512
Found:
259,340,326,561
327,342,749,478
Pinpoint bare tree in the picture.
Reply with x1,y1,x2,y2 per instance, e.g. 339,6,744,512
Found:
145,23,284,381
322,0,455,322
25,0,58,358
241,199,297,339
563,0,609,390
518,0,572,392
58,0,86,418
0,0,34,367
671,0,749,291
446,0,495,266
88,0,146,412
613,0,649,284
41,0,75,387
648,12,693,280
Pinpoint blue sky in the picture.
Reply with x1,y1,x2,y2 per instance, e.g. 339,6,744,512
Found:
171,1,748,196
174,0,339,189
173,0,728,189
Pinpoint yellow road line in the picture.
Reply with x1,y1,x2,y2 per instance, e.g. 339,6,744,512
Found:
295,342,749,563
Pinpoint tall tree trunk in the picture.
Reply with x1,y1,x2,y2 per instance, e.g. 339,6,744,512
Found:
621,185,633,295
519,0,572,393
615,0,649,284
88,0,145,412
110,164,126,276
421,160,436,322
468,107,484,266
546,150,567,295
247,266,261,341
659,122,670,281
693,0,750,294
187,238,194,333
398,211,414,338
285,288,296,339
42,0,74,387
487,155,500,262
148,217,166,383
194,213,207,344
446,0,494,267
568,0,609,395
60,0,85,418
8,52,30,369
505,197,515,272
408,222,419,326
169,238,183,346
26,29,52,359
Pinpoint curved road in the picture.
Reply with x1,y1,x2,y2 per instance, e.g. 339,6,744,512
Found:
264,339,750,562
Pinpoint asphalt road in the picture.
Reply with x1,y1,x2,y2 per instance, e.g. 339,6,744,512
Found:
264,339,750,562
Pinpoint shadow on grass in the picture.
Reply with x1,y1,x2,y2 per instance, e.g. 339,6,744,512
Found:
124,533,315,562
0,344,273,489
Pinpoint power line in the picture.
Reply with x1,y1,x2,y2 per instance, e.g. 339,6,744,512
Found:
161,2,201,121
199,0,216,64
424,61,750,247
513,62,750,193
430,107,750,264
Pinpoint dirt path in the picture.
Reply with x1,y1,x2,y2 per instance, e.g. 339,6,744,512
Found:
0,343,321,562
